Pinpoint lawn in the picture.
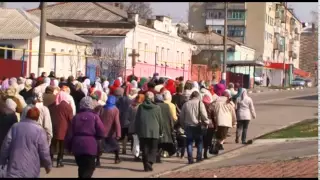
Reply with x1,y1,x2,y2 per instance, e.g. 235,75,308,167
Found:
261,118,318,139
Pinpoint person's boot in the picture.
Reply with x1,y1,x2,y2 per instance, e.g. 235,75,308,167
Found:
57,159,64,168
235,137,239,144
115,157,121,164
122,136,128,155
96,158,101,167
203,148,208,159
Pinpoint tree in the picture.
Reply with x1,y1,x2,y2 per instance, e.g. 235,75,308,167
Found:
127,2,153,19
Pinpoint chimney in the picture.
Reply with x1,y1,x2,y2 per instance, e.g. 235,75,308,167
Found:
128,13,139,25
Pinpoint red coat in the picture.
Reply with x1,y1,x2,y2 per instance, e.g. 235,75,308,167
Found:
48,101,73,140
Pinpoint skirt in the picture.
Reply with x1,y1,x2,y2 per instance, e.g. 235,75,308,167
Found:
216,126,229,140
103,137,120,153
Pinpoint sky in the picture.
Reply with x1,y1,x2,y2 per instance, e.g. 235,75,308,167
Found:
4,2,318,23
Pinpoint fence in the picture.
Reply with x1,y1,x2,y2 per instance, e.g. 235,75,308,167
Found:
124,47,191,80
0,46,192,80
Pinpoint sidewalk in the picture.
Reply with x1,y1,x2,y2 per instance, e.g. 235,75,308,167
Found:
164,156,318,178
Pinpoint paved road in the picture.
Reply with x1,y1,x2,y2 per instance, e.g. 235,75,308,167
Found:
40,88,318,178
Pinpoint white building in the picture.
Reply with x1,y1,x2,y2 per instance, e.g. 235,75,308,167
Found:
28,2,196,80
0,8,91,78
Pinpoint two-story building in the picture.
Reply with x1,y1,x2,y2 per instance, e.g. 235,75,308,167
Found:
0,8,91,78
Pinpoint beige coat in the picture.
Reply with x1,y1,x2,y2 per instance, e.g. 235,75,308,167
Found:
214,96,237,128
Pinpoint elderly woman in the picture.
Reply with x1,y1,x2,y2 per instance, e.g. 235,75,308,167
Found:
73,83,86,113
21,93,53,146
228,83,238,97
163,90,178,122
5,86,27,121
60,86,76,116
17,77,26,92
48,91,73,168
19,79,34,104
212,90,237,154
43,86,57,107
0,107,52,178
0,98,18,149
65,97,105,178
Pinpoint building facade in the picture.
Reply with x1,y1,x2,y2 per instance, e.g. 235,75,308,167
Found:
189,2,246,43
0,9,91,78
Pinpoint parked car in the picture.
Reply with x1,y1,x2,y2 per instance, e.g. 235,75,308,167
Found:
291,77,306,87
254,76,263,85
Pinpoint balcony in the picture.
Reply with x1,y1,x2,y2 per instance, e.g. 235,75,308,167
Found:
205,2,245,10
275,10,285,23
274,27,281,34
206,19,224,26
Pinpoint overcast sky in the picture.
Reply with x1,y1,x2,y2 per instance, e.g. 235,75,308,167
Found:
5,2,318,23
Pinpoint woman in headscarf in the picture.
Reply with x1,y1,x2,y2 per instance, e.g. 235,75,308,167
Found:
82,78,91,96
0,107,52,178
1,78,9,91
109,79,121,95
102,80,110,95
50,79,60,89
65,96,105,178
202,94,216,159
228,83,238,97
21,92,53,146
163,90,178,122
48,71,56,79
95,78,104,92
165,79,176,95
60,86,76,116
9,77,18,88
34,77,49,95
17,77,26,92
5,86,27,121
0,98,18,149
183,80,195,100
48,91,73,168
91,90,105,106
214,83,226,96
19,79,34,104
128,94,145,161
235,89,256,144
138,77,148,89
212,90,236,155
43,86,57,107
128,82,140,101
98,95,122,165
73,83,86,113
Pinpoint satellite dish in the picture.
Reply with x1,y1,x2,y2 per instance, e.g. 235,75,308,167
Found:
191,45,198,51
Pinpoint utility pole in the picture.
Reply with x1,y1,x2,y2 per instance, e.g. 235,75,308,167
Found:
38,2,47,76
222,2,228,83
282,2,287,87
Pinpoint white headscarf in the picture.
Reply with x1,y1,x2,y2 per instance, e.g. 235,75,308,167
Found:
131,80,138,89
44,77,51,87
82,78,91,95
5,98,17,112
102,81,110,95
52,79,59,87
95,81,103,92
117,77,123,85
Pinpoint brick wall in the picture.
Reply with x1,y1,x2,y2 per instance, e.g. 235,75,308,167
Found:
299,31,318,79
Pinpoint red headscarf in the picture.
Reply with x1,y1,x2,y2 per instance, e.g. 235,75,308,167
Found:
165,79,176,95
109,79,121,95
209,85,215,95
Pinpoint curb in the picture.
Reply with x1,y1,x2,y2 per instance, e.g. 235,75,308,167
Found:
150,116,317,178
248,86,308,94
253,137,318,144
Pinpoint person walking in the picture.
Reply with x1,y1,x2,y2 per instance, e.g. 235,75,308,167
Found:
48,91,73,168
19,79,34,104
0,98,18,148
235,89,256,144
43,86,57,107
179,91,210,164
65,96,105,178
213,90,237,154
135,92,163,172
98,95,122,165
128,94,145,161
0,107,52,178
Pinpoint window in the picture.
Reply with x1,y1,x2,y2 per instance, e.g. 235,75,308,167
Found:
61,49,65,65
161,47,164,61
138,42,142,61
144,43,148,61
0,45,13,59
156,46,159,60
228,10,245,20
217,29,222,34
176,51,180,62
207,10,224,19
181,52,184,64
51,48,56,72
228,26,245,37
270,17,274,26
93,48,101,57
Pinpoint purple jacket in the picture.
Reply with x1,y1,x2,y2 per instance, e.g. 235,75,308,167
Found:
0,119,52,178
65,109,105,156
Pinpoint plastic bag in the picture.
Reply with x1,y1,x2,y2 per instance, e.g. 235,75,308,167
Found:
132,134,140,157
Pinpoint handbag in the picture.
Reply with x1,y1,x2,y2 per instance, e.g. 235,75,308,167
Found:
198,100,208,135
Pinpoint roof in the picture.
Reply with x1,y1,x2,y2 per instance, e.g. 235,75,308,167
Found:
0,8,91,44
27,2,127,22
227,60,264,67
192,31,255,50
62,27,131,36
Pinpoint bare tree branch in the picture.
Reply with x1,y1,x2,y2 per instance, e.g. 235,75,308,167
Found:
127,2,153,19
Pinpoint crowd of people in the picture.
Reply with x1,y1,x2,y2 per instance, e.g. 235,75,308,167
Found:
0,71,256,178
